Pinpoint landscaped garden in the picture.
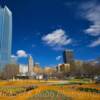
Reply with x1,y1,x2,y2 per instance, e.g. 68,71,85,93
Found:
0,80,100,100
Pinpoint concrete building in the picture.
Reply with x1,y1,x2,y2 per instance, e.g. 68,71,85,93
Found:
0,6,12,70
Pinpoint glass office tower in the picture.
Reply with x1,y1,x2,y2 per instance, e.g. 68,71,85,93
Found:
0,6,12,71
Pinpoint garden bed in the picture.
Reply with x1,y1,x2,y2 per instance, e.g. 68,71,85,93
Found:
0,86,37,96
28,90,72,100
77,87,100,93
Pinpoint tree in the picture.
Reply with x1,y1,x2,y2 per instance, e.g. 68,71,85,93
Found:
1,64,19,79
44,67,56,75
83,62,100,78
33,66,43,74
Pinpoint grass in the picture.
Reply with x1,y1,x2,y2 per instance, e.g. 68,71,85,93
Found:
67,78,93,84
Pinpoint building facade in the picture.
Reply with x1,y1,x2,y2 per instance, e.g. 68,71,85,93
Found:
28,55,34,76
57,64,70,73
19,64,28,74
63,50,74,64
0,6,12,71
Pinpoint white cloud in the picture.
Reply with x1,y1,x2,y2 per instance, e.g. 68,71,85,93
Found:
42,29,72,48
80,1,100,36
16,50,28,57
89,37,100,47
56,56,62,61
11,55,17,58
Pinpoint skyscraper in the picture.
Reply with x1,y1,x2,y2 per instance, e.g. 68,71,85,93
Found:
63,50,74,64
0,6,12,70
28,55,34,76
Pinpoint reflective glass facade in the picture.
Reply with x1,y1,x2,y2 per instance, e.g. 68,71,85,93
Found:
0,6,12,71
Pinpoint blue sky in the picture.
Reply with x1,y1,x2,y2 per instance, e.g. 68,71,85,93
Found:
1,0,100,67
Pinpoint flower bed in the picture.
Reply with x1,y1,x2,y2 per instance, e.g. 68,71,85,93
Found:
77,87,100,93
28,90,72,100
0,86,37,96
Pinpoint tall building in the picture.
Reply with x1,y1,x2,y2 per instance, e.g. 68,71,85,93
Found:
63,50,74,64
28,55,34,76
0,6,12,70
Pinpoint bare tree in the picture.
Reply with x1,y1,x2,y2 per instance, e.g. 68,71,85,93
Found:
1,64,19,79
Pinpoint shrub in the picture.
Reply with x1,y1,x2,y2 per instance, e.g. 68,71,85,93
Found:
78,87,100,93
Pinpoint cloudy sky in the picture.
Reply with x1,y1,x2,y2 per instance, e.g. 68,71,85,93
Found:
1,0,100,67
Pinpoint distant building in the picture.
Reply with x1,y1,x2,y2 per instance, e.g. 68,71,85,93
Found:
44,67,56,75
34,63,40,68
57,63,70,73
74,60,84,74
36,74,44,80
17,64,36,79
0,6,12,70
28,55,34,77
19,64,28,74
63,50,74,64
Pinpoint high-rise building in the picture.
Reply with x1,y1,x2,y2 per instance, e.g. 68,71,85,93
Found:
0,6,12,70
63,50,74,64
28,55,34,76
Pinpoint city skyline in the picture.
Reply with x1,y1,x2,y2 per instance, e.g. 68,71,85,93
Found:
0,0,100,67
